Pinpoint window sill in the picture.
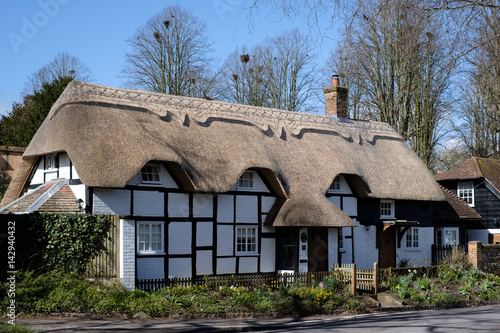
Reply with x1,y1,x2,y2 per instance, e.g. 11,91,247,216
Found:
137,252,166,256
236,253,259,256
404,249,421,252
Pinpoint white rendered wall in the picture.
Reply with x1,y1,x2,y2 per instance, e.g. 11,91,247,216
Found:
351,221,377,269
169,258,192,278
30,160,45,185
397,227,434,267
196,250,213,275
57,153,71,179
217,195,234,222
217,225,234,256
217,258,236,274
137,258,164,280
196,222,213,247
120,219,135,290
193,194,213,217
133,190,164,216
93,189,131,215
168,222,192,255
328,228,339,269
260,238,275,272
69,183,86,206
168,193,189,217
236,195,258,223
239,257,258,273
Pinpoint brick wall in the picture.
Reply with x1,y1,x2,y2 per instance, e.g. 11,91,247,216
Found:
468,241,500,274
120,219,136,290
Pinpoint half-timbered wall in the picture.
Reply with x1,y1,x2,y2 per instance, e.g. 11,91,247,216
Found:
325,175,357,266
28,152,85,205
91,166,277,285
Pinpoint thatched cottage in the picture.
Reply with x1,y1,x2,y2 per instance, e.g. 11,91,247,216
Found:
1,79,445,289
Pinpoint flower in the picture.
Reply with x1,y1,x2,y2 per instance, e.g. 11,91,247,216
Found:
319,282,324,288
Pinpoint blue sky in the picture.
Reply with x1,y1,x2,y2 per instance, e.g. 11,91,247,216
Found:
0,0,340,117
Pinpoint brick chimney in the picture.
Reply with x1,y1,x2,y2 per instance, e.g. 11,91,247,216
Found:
323,75,348,118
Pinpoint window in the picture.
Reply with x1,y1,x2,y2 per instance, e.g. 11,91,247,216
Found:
141,164,161,184
380,200,395,219
329,176,340,191
137,222,164,254
406,227,419,248
437,228,458,246
236,226,257,254
44,154,58,171
238,171,254,189
458,182,474,206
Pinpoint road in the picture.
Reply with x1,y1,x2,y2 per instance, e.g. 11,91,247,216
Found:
16,304,500,332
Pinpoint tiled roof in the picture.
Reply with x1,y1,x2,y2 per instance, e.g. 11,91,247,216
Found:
436,157,500,194
439,185,481,220
0,180,80,213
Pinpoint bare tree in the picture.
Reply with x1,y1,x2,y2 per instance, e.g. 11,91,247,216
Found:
221,47,269,107
23,51,92,96
221,30,317,112
122,5,214,97
329,0,454,168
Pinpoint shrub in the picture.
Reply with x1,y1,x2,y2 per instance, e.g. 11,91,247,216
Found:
440,246,471,271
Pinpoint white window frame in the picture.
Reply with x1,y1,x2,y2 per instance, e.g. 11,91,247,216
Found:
140,164,162,184
328,176,341,192
235,226,258,255
437,227,458,246
44,154,58,171
380,199,395,219
237,171,254,190
406,227,419,248
457,181,474,207
137,222,165,254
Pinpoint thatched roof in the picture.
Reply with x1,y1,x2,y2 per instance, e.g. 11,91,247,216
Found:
1,81,445,227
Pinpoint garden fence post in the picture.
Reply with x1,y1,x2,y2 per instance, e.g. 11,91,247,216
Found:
373,262,379,295
351,263,356,295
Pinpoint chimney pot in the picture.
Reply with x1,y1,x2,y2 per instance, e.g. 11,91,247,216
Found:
332,74,340,87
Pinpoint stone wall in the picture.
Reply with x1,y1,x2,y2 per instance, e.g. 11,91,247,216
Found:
468,241,500,274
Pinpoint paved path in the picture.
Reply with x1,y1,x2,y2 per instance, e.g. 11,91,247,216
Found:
14,304,500,332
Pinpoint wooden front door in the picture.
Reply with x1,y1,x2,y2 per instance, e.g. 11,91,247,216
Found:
378,226,396,268
308,227,329,272
276,228,299,271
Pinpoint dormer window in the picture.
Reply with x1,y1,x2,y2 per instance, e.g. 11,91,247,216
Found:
140,164,161,184
329,176,340,191
380,199,395,219
457,181,474,206
238,171,254,189
44,154,58,171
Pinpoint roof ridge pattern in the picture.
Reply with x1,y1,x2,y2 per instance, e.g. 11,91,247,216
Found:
50,81,401,144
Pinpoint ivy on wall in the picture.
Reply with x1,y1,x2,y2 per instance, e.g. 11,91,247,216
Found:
41,213,113,273
1,213,113,276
